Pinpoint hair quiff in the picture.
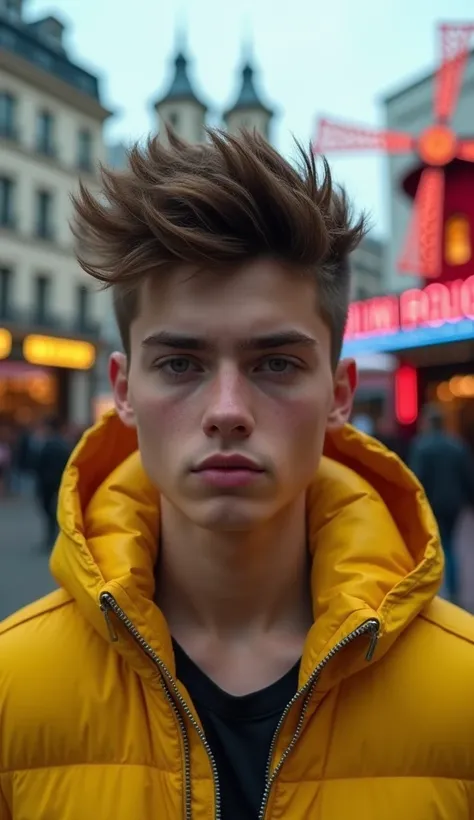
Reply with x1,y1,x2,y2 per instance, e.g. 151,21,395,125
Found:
72,128,367,364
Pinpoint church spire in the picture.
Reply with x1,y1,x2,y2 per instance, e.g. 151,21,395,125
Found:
153,24,207,144
224,38,274,139
154,15,206,109
155,50,204,107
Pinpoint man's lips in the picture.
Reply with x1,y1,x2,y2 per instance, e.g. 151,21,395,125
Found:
192,454,264,472
191,455,265,488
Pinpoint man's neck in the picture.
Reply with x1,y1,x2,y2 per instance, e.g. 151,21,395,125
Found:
154,494,313,693
155,493,312,642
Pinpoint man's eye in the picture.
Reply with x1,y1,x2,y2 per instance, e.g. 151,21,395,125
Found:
155,357,200,377
258,358,298,374
166,358,192,374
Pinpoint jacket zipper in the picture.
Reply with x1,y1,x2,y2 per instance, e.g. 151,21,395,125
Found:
257,617,379,820
99,591,221,820
100,591,378,820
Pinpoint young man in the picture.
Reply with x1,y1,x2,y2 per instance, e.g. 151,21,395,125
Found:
1,130,474,819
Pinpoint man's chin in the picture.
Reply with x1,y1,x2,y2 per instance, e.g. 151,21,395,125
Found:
184,497,274,533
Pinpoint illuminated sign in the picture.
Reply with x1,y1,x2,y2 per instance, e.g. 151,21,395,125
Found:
0,329,12,360
395,365,418,425
343,276,474,356
23,335,96,370
445,215,471,266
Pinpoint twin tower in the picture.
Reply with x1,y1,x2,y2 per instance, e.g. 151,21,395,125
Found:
154,47,275,145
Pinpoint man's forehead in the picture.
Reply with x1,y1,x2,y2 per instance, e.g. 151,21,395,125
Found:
141,259,315,299
140,263,318,316
132,262,327,349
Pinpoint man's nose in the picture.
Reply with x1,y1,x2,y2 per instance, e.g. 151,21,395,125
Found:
202,365,255,439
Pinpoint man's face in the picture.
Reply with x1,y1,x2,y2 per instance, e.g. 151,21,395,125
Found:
111,260,355,531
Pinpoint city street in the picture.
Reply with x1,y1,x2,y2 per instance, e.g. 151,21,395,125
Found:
0,495,57,622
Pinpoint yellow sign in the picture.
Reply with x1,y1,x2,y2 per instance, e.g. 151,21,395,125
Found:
445,214,471,267
0,328,12,360
23,335,96,370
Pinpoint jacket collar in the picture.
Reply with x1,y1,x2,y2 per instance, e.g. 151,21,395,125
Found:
51,411,442,687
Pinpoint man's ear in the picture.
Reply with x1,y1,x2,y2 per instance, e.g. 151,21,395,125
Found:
326,358,357,430
109,352,136,427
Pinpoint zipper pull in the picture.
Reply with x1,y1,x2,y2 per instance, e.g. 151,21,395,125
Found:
365,625,379,662
100,604,119,642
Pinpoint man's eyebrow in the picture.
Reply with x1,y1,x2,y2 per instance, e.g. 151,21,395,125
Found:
141,330,318,351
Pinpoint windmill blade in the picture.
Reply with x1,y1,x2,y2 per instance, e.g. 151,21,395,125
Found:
434,23,474,123
457,140,474,162
397,167,445,279
312,118,415,155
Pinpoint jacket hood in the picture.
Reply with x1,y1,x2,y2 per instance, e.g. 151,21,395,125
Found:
51,410,443,689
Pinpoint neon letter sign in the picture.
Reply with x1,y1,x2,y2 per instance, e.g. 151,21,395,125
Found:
345,275,474,340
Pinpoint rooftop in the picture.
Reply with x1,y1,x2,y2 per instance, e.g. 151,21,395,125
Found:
0,11,101,101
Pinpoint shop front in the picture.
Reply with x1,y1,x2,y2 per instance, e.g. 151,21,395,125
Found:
0,328,98,428
343,275,474,437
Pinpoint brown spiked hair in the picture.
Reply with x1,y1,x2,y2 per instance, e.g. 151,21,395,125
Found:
72,129,367,366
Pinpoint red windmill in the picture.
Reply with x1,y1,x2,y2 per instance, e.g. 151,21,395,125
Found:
313,23,474,279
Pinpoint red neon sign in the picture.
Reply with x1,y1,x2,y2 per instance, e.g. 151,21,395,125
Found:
395,365,418,426
345,275,474,340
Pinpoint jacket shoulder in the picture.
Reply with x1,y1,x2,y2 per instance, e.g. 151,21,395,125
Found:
420,596,474,647
0,588,73,637
387,597,474,709
0,588,100,688
0,590,114,774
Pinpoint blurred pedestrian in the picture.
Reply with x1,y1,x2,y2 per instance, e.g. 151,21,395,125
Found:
10,421,37,497
33,416,73,547
0,429,11,498
409,403,474,602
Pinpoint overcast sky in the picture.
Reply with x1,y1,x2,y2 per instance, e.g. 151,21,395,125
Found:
27,0,473,236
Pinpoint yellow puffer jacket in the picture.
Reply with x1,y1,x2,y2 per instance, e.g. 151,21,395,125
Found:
1,411,474,819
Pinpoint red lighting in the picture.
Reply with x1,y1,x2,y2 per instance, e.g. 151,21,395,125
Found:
345,275,474,340
417,124,457,167
395,366,418,426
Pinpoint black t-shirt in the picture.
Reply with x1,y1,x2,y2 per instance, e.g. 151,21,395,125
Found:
173,640,300,819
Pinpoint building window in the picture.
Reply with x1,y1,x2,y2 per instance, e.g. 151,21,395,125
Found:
445,214,471,266
4,0,22,20
36,109,55,157
34,274,51,324
76,284,90,330
0,176,15,228
35,190,54,240
77,128,93,172
0,266,13,319
168,111,180,129
0,92,17,139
